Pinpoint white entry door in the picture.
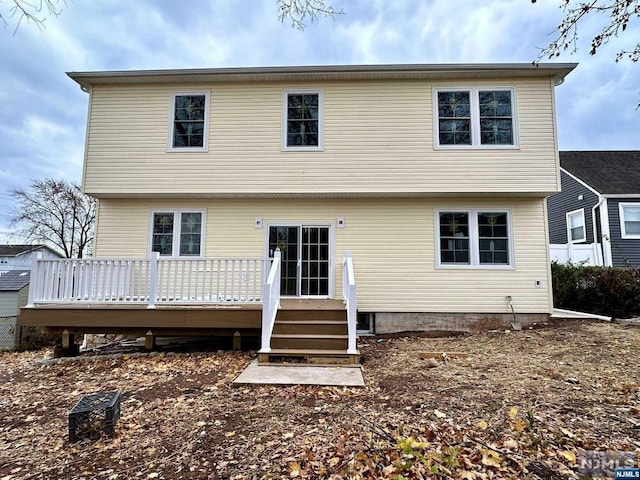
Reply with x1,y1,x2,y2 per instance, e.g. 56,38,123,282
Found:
268,225,332,297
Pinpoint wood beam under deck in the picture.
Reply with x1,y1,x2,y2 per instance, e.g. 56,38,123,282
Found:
19,304,262,336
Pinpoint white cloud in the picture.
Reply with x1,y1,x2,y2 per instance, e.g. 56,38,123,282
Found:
0,0,638,238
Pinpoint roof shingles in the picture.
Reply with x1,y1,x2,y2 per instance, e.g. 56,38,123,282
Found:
0,270,30,291
560,151,640,195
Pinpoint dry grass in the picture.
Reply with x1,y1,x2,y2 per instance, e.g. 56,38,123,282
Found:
0,319,638,479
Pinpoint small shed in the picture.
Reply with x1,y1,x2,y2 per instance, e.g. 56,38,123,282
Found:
0,270,30,350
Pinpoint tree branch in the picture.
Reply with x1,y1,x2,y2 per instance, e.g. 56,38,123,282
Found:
0,0,63,33
10,179,95,258
277,0,343,30
532,0,640,61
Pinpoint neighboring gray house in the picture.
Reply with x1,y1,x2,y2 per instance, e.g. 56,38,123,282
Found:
0,270,30,350
0,245,63,274
547,151,640,267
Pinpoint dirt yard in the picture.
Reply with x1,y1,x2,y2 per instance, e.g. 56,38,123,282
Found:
0,319,639,479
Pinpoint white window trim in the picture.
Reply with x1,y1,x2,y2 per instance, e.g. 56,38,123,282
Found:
435,208,515,270
148,208,207,258
433,86,519,150
619,202,640,239
167,91,211,152
281,89,324,152
566,208,587,243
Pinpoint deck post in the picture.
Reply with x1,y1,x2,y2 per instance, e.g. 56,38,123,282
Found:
145,330,156,351
26,252,42,308
147,252,159,309
61,329,77,356
233,331,241,350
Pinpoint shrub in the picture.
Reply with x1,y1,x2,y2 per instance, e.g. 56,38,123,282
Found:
551,262,640,319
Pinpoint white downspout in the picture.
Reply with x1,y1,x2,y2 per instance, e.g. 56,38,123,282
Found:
591,196,604,266
598,198,613,267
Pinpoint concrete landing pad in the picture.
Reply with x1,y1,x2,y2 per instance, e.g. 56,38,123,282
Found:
233,360,365,387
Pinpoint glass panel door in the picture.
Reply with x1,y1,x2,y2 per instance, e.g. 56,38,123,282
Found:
301,227,330,296
268,226,299,296
268,225,331,297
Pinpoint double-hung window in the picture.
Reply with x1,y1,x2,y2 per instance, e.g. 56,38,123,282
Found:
619,203,640,238
168,91,210,152
435,87,517,148
283,90,323,150
151,209,205,257
566,209,586,243
437,210,513,268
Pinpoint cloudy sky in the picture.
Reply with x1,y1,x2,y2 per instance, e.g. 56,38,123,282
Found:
0,0,638,242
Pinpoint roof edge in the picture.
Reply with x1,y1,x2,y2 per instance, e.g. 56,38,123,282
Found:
67,63,578,89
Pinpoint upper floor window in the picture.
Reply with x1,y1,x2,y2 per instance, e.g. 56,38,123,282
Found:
168,91,210,152
151,209,205,257
283,90,323,150
434,88,517,148
566,208,586,243
437,209,513,268
619,203,640,239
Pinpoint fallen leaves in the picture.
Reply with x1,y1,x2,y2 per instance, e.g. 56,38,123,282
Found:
0,318,638,479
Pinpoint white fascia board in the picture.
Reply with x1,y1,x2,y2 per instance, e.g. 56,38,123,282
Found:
559,168,601,196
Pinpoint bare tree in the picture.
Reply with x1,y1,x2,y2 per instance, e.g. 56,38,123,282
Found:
277,0,343,30
533,0,639,62
0,0,63,32
11,179,95,258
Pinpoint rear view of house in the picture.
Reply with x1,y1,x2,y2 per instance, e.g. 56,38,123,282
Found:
20,63,575,361
548,151,640,267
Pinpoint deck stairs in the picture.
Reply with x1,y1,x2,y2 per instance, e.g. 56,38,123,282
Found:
258,299,360,365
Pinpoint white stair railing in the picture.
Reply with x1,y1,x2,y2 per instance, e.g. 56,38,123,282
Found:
342,251,358,354
259,249,281,353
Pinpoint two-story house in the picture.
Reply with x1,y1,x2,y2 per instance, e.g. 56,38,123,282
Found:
20,63,576,363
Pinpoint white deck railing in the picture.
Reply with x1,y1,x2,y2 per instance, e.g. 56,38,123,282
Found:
27,252,266,307
342,251,358,354
259,249,281,353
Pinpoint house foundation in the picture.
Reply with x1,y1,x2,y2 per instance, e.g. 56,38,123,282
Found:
374,312,550,334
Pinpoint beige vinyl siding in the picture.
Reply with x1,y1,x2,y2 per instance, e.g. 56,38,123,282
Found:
95,197,552,314
84,78,559,196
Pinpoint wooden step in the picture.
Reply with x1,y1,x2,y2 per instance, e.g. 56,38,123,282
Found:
258,348,360,366
270,333,348,350
276,309,346,322
272,320,347,335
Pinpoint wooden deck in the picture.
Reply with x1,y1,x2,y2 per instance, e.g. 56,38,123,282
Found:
20,298,359,364
18,303,262,336
18,299,346,336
